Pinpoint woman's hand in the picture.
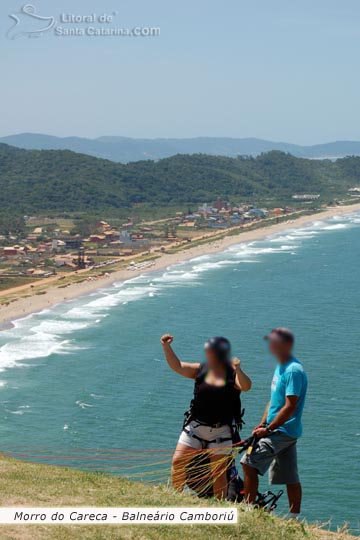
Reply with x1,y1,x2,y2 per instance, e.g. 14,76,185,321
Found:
161,334,174,346
232,357,252,392
232,357,241,369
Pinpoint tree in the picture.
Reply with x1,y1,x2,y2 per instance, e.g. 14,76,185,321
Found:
0,214,26,237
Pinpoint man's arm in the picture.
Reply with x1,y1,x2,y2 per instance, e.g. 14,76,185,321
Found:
253,396,298,437
260,401,270,425
232,358,252,392
267,395,298,431
161,334,200,379
253,369,302,437
251,402,270,432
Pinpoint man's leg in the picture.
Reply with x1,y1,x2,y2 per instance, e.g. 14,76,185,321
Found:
240,436,276,504
287,482,302,514
269,439,301,514
241,463,259,504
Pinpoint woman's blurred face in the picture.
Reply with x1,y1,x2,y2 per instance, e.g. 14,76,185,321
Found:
205,348,220,368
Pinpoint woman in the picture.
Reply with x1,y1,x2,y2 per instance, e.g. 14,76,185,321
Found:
161,333,252,499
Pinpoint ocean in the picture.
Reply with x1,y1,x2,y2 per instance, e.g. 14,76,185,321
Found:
0,212,359,531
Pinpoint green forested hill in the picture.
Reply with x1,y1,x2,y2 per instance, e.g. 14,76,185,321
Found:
0,144,358,213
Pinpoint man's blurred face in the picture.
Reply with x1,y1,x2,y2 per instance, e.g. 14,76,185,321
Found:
269,338,292,359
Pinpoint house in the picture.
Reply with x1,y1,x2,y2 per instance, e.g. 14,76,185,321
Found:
52,239,66,252
96,221,111,232
4,247,18,256
28,269,53,278
104,230,120,241
89,235,106,244
271,208,285,216
54,255,72,267
65,237,83,249
26,234,39,242
207,219,228,229
248,208,268,219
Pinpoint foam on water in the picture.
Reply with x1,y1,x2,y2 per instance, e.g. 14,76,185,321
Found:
322,223,348,231
0,211,358,373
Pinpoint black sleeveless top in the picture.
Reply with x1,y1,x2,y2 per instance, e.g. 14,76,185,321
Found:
190,364,241,426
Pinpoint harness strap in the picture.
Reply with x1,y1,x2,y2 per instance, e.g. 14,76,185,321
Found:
183,427,233,449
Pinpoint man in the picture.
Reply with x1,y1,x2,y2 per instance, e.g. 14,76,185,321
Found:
241,328,307,519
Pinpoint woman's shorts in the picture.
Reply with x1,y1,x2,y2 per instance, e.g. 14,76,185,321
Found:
178,420,233,454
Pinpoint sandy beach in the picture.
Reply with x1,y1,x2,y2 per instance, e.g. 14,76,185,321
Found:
1,203,359,327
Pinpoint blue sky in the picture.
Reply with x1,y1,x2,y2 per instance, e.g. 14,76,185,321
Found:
1,0,360,143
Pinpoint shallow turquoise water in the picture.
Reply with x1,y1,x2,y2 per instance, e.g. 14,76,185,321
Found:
0,213,359,531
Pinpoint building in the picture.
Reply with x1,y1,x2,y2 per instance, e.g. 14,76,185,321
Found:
213,198,229,211
292,194,320,201
3,247,18,256
120,231,132,244
89,235,106,244
65,237,82,249
96,221,111,232
248,208,268,219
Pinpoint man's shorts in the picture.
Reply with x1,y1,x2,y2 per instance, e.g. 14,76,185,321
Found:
178,420,233,454
240,431,299,485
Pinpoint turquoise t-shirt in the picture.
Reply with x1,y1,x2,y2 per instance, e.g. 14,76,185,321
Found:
267,358,307,438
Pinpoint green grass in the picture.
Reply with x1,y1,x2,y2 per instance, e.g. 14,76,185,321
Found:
0,276,37,292
0,457,352,540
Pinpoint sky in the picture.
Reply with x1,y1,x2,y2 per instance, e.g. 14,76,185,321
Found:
1,0,360,143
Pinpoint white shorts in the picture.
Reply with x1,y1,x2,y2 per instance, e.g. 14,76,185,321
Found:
178,420,233,454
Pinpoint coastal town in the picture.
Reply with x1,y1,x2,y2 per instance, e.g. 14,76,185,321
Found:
0,199,297,292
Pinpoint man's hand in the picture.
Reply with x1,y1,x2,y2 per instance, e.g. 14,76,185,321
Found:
161,334,174,346
232,357,241,369
252,427,269,438
253,423,266,431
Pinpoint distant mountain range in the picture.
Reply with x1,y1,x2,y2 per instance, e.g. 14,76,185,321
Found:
2,133,360,163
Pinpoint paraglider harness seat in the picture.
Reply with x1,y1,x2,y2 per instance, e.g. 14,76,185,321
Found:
182,363,245,448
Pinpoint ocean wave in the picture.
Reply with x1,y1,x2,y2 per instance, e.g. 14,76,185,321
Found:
75,400,94,409
0,211,358,374
322,223,348,231
0,335,73,370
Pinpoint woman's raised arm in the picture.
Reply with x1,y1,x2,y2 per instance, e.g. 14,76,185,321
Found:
232,357,252,391
161,334,200,379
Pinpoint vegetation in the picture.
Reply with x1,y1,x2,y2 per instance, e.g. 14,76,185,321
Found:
0,457,351,540
0,144,359,215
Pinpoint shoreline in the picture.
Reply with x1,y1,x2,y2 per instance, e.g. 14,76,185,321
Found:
1,203,359,327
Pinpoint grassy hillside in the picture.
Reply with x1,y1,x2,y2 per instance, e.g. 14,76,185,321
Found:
0,143,359,214
0,457,352,540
